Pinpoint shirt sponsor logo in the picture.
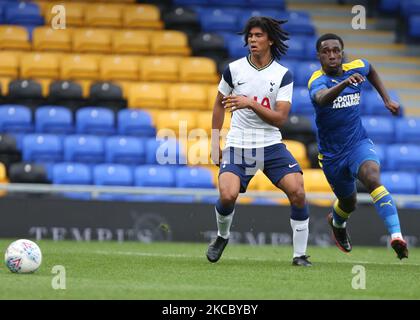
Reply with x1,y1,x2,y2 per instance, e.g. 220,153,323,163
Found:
332,93,360,109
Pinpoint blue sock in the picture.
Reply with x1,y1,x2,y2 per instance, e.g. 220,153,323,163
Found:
215,199,234,216
332,200,351,226
371,186,401,235
291,205,309,221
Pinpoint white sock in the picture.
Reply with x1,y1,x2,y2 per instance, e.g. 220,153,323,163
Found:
216,207,235,239
333,219,346,228
391,232,403,240
290,218,309,258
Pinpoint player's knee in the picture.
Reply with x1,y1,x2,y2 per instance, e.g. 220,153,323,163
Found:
219,188,238,205
288,188,306,207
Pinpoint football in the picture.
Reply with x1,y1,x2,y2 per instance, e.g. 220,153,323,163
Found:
4,239,42,274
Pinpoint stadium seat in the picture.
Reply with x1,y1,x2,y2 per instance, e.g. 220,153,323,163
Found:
72,29,112,53
35,106,73,134
100,56,139,81
281,115,316,146
156,110,198,133
147,137,186,165
190,32,228,62
128,83,167,109
224,33,248,59
175,166,214,188
89,81,126,111
122,4,163,29
43,2,83,27
0,162,6,183
64,135,104,164
151,30,190,56
199,8,238,33
283,140,310,169
0,133,22,170
168,84,208,110
105,136,146,165
162,6,200,38
93,163,133,186
112,30,151,55
409,14,420,38
7,79,45,109
395,117,420,143
381,171,417,194
361,116,395,144
284,38,307,60
20,52,59,79
134,165,175,187
179,57,219,83
32,27,72,52
0,51,18,78
283,18,316,37
361,90,402,116
8,162,49,183
295,61,321,87
0,104,32,133
84,4,122,27
303,169,332,193
52,162,92,185
22,133,62,163
247,0,285,9
292,87,314,115
0,26,30,50
5,2,44,26
140,57,179,82
117,109,156,137
48,80,85,110
386,144,420,171
60,55,99,80
76,107,115,135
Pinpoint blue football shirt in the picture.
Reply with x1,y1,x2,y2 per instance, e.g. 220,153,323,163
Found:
308,59,371,159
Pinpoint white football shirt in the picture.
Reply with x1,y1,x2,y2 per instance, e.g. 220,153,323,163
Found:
218,55,293,148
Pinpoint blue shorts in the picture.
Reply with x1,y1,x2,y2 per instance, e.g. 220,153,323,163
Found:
219,143,302,193
320,138,380,199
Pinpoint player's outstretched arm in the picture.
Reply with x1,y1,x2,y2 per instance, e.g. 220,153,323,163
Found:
223,95,289,128
314,73,365,107
211,91,225,166
367,64,400,116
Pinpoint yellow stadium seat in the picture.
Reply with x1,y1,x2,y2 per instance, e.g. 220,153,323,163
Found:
84,4,122,27
282,140,310,169
151,31,191,56
44,2,85,27
207,84,218,110
0,162,6,182
0,52,18,78
32,27,72,52
0,77,11,95
140,57,179,82
112,30,150,54
156,110,198,137
303,168,334,207
72,29,112,53
128,83,167,109
196,111,212,135
100,56,139,81
20,53,59,79
0,26,30,50
256,171,279,192
60,54,99,80
168,83,207,110
122,4,163,29
35,78,53,97
179,57,219,83
179,138,212,166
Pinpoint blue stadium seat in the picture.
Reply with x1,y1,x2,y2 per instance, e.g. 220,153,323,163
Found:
284,38,306,60
386,144,420,171
5,2,44,26
418,174,420,194
134,165,176,187
294,61,320,87
360,90,402,116
146,138,186,165
379,0,401,13
35,106,73,134
175,166,214,188
219,32,248,58
117,109,156,137
291,87,314,115
381,171,417,194
238,9,284,29
22,134,62,163
52,162,92,185
76,107,115,136
105,136,146,165
247,0,285,10
93,164,133,186
400,0,420,18
64,135,104,164
209,0,245,6
173,0,209,5
0,104,32,133
199,8,239,32
395,117,420,143
283,19,316,36
408,14,420,37
361,116,395,143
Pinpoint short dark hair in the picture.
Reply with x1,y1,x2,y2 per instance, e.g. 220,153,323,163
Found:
316,33,344,52
239,16,289,60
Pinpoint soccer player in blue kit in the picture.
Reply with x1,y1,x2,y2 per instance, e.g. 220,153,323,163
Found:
206,17,312,266
308,33,408,259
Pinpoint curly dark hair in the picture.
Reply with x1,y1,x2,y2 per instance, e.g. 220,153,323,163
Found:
239,16,289,60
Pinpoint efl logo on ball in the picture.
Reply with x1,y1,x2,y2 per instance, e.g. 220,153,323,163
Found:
4,239,42,273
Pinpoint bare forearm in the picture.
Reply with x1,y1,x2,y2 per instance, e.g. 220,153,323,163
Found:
315,81,348,106
249,100,287,128
367,65,391,103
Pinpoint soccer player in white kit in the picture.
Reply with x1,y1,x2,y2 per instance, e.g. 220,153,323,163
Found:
207,17,312,266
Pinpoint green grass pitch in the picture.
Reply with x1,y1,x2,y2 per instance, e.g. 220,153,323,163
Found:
1,240,419,300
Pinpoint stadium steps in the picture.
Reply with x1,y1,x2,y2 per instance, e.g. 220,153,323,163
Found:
289,1,420,116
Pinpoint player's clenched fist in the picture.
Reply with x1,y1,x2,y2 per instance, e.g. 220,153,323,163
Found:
345,72,365,86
